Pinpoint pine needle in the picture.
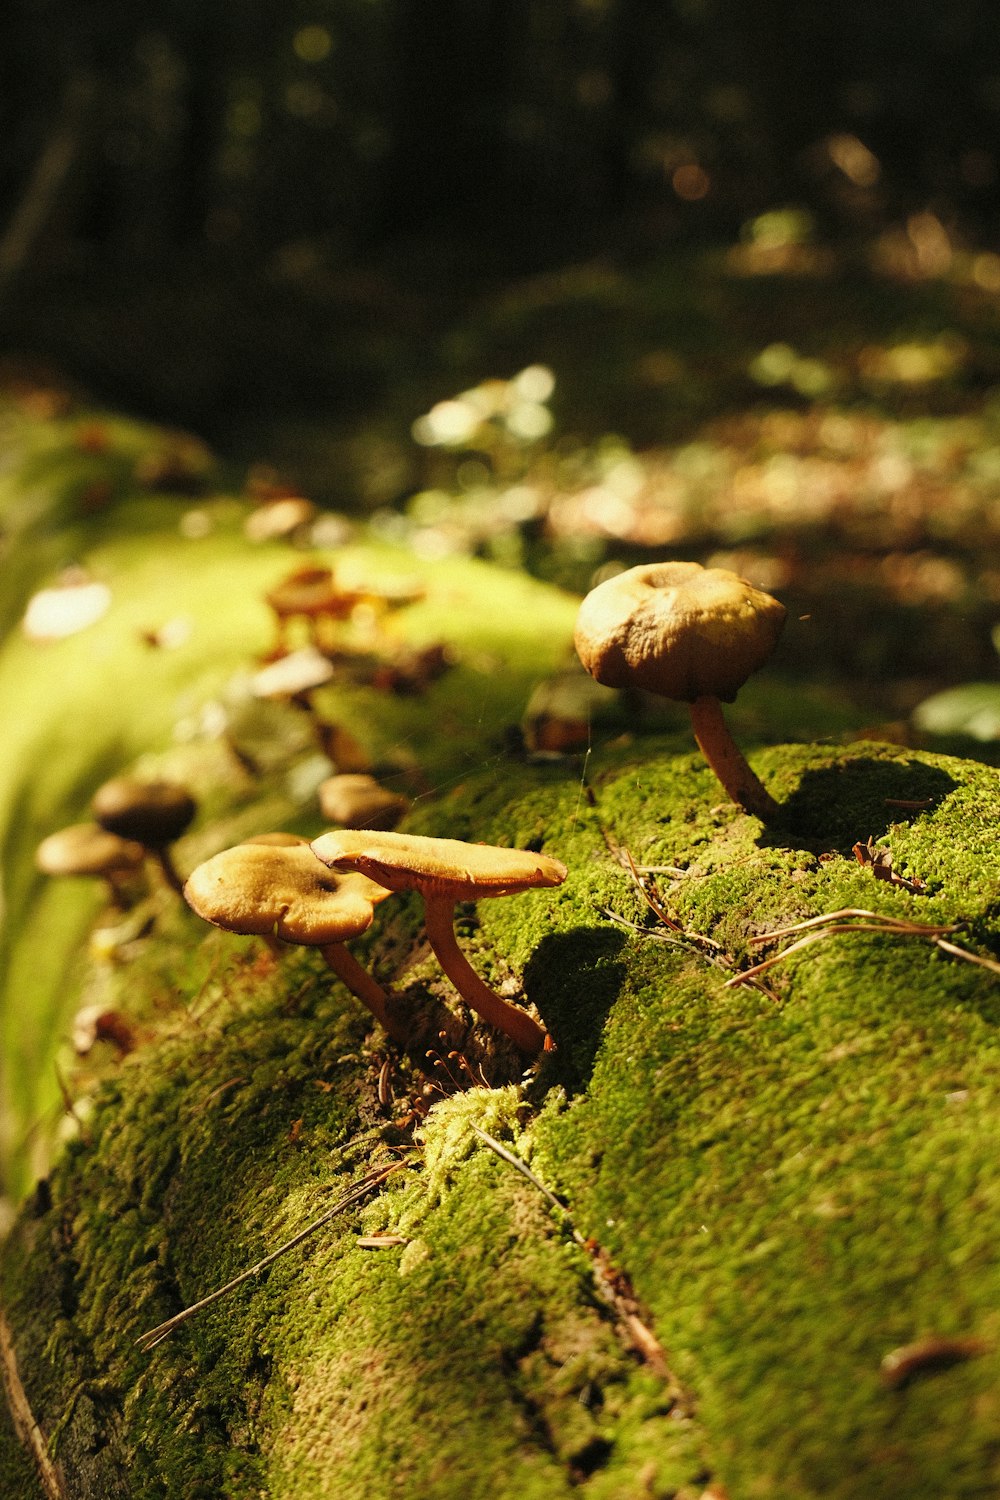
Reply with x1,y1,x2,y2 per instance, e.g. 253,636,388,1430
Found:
135,1161,403,1351
728,908,999,988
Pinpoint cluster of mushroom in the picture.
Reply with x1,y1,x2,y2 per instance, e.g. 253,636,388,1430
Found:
36,776,198,904
183,830,567,1054
261,562,427,663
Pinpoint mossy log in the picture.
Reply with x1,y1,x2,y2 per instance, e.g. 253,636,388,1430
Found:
4,737,1000,1498
3,400,1000,1497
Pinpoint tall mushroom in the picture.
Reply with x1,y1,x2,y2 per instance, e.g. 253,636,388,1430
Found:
183,840,406,1043
574,561,786,822
310,830,567,1054
36,823,146,908
92,777,197,895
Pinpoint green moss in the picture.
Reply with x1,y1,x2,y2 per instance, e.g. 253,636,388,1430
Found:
5,403,1000,1496
5,733,1000,1496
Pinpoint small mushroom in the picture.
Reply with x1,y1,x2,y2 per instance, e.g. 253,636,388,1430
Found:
183,841,405,1043
318,774,410,830
92,777,197,895
370,642,452,695
310,830,567,1054
264,564,360,657
72,1004,138,1056
250,645,335,710
36,823,146,907
574,561,786,822
22,569,112,641
248,647,368,765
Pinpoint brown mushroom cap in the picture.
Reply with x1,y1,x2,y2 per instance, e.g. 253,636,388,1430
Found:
36,823,146,878
574,561,786,704
92,777,197,846
265,565,356,621
183,842,391,945
310,829,568,899
318,774,409,831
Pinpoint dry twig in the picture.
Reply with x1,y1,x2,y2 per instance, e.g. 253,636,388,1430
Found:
136,1161,403,1351
0,1305,66,1499
470,1124,682,1394
725,908,1000,988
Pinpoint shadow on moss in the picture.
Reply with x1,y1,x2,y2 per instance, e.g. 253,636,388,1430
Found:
768,755,959,851
523,925,628,1093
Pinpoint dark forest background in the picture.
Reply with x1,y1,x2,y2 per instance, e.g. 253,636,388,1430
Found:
0,0,998,492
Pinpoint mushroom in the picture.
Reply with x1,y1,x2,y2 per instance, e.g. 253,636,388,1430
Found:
574,561,786,822
264,564,360,657
249,647,370,767
72,1004,138,1056
22,569,112,642
318,774,410,830
183,841,405,1043
250,645,335,712
310,830,567,1054
92,777,197,895
35,822,146,907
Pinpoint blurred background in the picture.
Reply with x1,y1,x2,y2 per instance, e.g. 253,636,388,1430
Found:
3,0,1000,739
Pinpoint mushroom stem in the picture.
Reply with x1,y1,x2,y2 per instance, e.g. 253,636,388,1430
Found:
319,942,408,1046
153,846,187,896
422,896,547,1054
688,695,780,822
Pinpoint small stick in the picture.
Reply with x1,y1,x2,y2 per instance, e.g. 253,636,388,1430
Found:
136,1162,403,1351
748,910,959,944
933,939,1000,977
728,927,867,985
620,847,725,954
880,1335,986,1389
470,1125,675,1387
730,912,984,989
470,1124,570,1228
0,1306,67,1500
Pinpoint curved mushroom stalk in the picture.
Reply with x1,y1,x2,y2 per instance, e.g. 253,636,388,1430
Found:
149,844,186,896
422,896,548,1055
574,562,787,825
310,829,566,1056
184,841,405,1045
689,695,781,822
319,942,408,1046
